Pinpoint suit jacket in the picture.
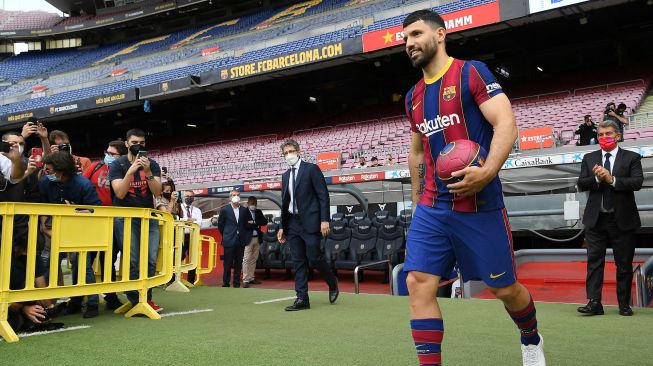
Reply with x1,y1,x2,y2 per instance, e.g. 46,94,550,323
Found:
280,161,330,234
217,205,258,247
245,208,267,244
578,148,643,230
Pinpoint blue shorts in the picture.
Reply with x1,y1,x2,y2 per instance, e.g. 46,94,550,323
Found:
404,204,517,288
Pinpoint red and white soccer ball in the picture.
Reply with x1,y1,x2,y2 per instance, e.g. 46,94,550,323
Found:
435,139,487,182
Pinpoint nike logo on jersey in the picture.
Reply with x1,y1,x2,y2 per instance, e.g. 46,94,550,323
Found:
412,101,422,110
416,113,461,137
489,272,506,279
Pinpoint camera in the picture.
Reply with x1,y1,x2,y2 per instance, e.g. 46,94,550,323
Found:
58,144,71,152
174,191,184,203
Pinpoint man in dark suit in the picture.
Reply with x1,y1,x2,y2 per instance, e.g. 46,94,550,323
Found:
217,190,258,288
577,120,643,316
277,139,339,311
242,196,268,288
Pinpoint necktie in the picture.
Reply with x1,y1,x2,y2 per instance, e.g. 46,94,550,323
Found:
602,153,614,210
186,206,191,219
291,167,297,214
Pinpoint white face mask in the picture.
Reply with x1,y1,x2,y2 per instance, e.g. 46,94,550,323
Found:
285,153,299,166
231,195,241,204
249,205,257,211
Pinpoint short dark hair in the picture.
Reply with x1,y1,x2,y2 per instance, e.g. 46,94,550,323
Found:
280,139,300,152
126,128,146,141
584,115,592,120
403,9,446,29
248,196,257,203
371,156,378,161
43,151,77,177
618,103,627,110
108,139,127,155
49,130,69,144
162,181,173,190
2,131,21,141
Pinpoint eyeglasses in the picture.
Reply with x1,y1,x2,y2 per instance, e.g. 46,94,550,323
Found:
281,149,297,157
105,150,121,157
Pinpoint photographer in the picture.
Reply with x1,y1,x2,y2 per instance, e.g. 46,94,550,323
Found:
603,102,629,141
575,115,598,146
81,139,128,311
156,182,181,219
39,151,102,318
8,225,64,333
49,130,91,172
109,128,163,312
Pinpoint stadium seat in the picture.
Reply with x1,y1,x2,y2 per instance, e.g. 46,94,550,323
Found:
335,219,377,272
372,210,393,227
258,224,285,277
375,219,404,266
324,221,351,270
348,211,367,229
331,212,346,223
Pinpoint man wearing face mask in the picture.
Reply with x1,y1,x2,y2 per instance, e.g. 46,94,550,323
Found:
217,190,257,288
39,151,102,318
577,120,642,317
82,139,127,311
278,139,338,311
180,190,202,284
109,128,163,312
242,196,267,288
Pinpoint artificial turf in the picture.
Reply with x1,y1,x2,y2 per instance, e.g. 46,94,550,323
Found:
2,286,652,365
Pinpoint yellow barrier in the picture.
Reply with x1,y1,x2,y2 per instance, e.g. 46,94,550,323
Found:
0,203,175,343
165,221,200,293
194,235,217,287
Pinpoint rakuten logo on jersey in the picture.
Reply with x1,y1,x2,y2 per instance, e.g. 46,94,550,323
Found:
416,114,461,137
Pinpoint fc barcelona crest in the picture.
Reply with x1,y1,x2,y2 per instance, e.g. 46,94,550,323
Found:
442,86,456,102
220,69,229,80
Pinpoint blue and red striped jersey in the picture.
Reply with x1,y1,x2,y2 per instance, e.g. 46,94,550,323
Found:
405,57,505,212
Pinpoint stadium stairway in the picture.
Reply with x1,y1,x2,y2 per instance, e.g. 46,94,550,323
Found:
474,261,645,306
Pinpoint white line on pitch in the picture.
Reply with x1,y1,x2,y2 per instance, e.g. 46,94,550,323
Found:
160,309,214,318
0,325,92,341
254,296,296,305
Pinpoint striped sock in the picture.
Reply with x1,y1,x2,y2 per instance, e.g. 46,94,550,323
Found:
410,318,443,366
506,297,540,346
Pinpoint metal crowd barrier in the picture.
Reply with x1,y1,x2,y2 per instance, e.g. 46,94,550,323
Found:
0,203,175,343
194,235,217,287
166,222,201,293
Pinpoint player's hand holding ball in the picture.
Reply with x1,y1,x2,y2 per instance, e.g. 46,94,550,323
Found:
436,139,492,196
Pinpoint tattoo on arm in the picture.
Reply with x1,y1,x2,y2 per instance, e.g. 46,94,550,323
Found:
417,163,425,195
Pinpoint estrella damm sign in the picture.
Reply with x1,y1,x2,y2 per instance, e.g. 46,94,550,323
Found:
222,42,345,80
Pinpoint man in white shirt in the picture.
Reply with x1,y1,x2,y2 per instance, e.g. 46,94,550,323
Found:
180,190,203,284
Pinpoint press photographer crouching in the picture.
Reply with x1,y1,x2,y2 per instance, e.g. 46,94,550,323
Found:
575,115,598,146
8,225,65,333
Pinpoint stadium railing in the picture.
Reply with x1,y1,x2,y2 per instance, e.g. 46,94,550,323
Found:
165,221,201,293
193,235,217,287
0,203,175,343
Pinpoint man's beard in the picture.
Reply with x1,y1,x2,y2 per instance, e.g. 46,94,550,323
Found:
410,40,437,69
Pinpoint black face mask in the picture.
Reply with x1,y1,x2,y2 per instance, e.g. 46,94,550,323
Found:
162,192,172,200
129,144,141,156
185,197,194,205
